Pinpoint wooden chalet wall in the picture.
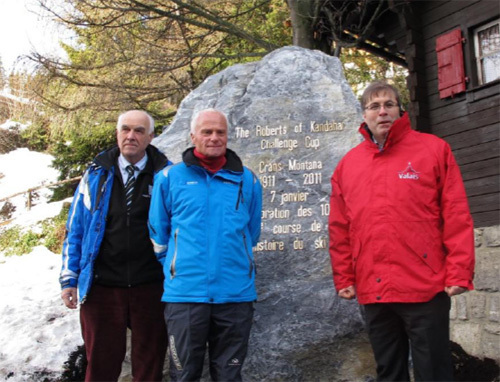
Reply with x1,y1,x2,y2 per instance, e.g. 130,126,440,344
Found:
384,0,499,228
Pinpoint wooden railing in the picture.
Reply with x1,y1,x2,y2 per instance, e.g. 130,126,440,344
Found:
0,176,82,210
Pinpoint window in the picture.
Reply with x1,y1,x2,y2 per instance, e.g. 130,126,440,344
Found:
474,19,500,85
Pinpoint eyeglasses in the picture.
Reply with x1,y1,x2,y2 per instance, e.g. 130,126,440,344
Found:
364,101,399,112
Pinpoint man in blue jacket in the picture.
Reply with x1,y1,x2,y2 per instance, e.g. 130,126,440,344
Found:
149,108,262,381
60,110,170,381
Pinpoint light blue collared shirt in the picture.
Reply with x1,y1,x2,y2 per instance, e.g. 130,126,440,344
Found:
118,153,148,183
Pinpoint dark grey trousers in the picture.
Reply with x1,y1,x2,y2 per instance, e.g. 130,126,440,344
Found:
364,292,453,382
165,302,254,382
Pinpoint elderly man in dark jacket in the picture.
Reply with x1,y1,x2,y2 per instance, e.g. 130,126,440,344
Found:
60,110,170,381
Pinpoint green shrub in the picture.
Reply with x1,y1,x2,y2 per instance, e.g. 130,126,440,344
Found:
19,122,50,152
50,125,116,201
0,204,70,256
41,205,70,254
0,227,40,256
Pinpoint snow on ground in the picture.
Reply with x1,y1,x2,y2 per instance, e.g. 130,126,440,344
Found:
0,247,82,380
0,148,81,381
0,148,60,224
7,197,72,234
0,119,29,131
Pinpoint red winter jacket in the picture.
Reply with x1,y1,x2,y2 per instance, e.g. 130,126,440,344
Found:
328,113,475,304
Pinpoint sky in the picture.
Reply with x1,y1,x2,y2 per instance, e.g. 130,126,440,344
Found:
0,138,82,380
0,0,67,73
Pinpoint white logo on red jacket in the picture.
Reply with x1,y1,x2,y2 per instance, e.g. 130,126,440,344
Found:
398,162,420,180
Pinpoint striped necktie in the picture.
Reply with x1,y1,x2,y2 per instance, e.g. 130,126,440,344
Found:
124,165,138,212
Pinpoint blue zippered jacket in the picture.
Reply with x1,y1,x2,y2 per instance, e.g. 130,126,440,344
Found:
148,148,262,303
59,145,170,302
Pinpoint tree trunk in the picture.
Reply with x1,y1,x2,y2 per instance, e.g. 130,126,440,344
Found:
286,0,316,49
286,0,333,55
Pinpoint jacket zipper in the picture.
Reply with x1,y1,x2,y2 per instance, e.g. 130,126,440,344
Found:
235,181,244,210
126,210,132,286
170,228,179,279
242,232,254,278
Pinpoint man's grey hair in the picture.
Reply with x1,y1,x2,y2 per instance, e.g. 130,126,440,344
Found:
190,108,228,134
116,110,155,134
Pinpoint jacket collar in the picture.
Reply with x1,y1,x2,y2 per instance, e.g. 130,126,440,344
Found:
359,112,412,151
182,147,243,173
94,144,169,173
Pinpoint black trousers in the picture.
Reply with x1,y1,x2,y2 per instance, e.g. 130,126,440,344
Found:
364,292,453,382
165,302,254,382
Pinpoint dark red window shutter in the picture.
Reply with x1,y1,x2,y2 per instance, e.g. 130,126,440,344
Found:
436,29,466,98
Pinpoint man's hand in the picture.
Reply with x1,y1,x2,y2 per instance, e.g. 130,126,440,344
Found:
61,287,78,309
445,286,467,297
338,285,356,300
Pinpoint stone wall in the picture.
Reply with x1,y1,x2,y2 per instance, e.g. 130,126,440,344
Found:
450,225,500,363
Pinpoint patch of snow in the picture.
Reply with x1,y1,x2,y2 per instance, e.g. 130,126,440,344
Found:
0,119,29,131
0,90,31,106
0,247,82,380
0,148,81,380
0,148,59,222
9,198,72,234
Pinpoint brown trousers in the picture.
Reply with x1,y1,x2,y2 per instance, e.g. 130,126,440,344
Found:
80,282,167,382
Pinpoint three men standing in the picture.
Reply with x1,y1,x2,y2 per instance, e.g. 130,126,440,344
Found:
59,84,476,382
329,81,475,381
149,108,262,381
60,110,169,381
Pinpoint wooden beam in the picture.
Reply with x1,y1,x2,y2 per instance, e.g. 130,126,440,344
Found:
355,40,408,67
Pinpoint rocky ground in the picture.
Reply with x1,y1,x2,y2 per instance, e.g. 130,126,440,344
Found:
12,335,498,382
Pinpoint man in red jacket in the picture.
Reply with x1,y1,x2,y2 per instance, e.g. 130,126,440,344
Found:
329,81,475,381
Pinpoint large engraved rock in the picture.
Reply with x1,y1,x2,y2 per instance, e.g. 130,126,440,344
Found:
154,46,374,381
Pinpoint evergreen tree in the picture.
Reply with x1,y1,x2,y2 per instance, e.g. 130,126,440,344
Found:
25,0,409,200
31,0,407,126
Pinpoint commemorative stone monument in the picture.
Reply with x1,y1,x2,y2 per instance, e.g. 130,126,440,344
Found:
154,46,375,381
